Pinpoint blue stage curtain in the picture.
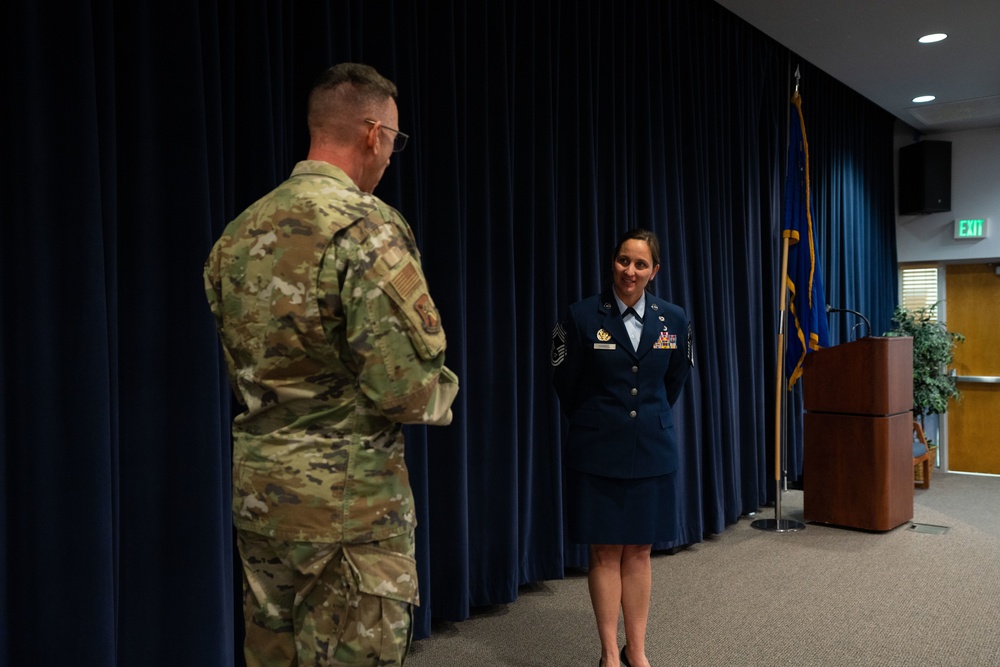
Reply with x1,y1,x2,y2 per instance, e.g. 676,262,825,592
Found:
0,1,898,664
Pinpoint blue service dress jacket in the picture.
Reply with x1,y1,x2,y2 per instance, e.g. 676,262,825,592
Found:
551,290,693,480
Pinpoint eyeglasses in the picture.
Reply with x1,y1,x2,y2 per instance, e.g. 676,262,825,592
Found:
364,119,409,152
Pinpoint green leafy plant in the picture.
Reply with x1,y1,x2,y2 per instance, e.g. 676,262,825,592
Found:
884,303,965,418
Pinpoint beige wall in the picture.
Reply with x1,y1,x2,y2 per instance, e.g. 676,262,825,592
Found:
895,124,1000,264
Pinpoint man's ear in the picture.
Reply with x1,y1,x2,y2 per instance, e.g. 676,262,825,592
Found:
366,120,382,153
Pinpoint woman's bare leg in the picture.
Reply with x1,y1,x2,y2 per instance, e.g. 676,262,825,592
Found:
589,544,625,666
620,544,652,667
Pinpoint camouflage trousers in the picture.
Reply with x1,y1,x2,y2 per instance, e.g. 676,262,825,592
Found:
237,529,418,667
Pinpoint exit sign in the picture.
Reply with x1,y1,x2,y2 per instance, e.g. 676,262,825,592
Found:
954,218,987,239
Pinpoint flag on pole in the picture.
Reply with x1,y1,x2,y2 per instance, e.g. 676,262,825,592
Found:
783,92,829,388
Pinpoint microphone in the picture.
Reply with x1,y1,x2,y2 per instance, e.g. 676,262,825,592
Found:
826,304,872,339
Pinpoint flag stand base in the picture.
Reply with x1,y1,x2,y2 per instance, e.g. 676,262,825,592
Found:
750,479,805,532
751,517,805,532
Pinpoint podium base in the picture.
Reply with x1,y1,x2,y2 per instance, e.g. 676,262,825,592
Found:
750,518,805,532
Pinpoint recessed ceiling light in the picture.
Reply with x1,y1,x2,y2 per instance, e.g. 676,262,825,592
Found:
919,33,947,43
912,95,936,104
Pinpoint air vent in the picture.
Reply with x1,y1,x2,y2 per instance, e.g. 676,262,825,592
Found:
907,95,1000,131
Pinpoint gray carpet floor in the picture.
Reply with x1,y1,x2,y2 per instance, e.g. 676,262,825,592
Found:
407,472,1000,666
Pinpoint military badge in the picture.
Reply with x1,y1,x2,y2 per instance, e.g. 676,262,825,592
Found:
687,322,695,366
414,294,440,334
596,329,611,342
391,262,421,299
551,322,567,366
653,329,677,350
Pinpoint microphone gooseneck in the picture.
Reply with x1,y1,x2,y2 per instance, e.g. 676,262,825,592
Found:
826,304,872,339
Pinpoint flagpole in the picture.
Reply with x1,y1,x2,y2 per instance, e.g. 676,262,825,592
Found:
751,233,804,532
752,67,806,533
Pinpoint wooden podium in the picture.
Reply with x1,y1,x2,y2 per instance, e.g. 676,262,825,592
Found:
801,336,914,531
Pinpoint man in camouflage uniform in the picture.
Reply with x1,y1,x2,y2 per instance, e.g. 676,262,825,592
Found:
204,63,458,666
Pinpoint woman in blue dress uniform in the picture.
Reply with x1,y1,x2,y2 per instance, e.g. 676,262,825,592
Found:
551,228,693,667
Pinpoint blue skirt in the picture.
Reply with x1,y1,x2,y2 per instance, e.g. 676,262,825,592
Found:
565,467,678,545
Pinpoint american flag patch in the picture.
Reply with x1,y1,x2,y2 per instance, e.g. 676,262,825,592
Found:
391,262,421,300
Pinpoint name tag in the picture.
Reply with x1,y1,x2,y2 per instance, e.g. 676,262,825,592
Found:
594,343,616,350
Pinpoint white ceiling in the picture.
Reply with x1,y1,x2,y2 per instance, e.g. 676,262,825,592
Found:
713,0,1000,134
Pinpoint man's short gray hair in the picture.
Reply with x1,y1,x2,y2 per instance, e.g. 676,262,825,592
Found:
308,63,397,132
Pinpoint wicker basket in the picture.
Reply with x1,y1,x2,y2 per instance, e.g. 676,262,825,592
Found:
914,445,937,484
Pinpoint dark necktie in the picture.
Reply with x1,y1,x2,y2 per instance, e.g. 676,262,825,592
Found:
625,307,643,323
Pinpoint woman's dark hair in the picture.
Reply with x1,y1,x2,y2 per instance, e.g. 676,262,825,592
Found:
611,228,661,267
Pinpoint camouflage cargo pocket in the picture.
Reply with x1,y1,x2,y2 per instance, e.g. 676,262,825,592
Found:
329,540,419,665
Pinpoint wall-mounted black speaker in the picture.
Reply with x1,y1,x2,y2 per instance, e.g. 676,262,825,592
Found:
898,140,951,215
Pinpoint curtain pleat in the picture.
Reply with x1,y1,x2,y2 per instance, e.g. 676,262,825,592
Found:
0,1,899,663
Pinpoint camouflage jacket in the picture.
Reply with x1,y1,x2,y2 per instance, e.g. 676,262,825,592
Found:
204,160,458,544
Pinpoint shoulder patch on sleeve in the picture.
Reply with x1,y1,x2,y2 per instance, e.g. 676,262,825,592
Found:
687,322,695,367
414,294,441,334
551,322,567,366
391,261,421,300
382,257,446,360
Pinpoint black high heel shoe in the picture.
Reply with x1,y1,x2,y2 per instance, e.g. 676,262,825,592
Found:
620,645,632,667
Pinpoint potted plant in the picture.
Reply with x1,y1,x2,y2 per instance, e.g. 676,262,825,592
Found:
884,303,965,481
